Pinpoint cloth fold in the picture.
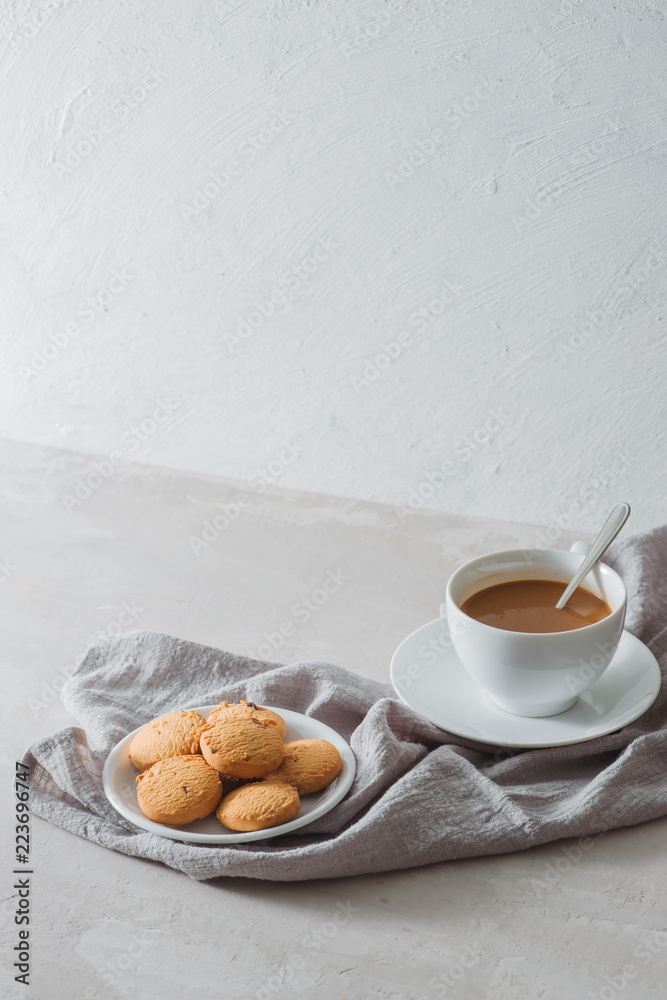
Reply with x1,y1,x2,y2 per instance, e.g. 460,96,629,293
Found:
25,526,667,881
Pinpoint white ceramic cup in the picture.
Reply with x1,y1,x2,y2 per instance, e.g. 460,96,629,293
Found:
445,543,627,717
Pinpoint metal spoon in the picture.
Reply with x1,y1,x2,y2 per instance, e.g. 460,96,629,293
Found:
555,502,631,610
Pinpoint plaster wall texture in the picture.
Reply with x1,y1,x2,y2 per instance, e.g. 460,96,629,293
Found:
1,0,665,533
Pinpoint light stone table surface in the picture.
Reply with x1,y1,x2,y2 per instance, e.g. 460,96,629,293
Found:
2,439,666,1000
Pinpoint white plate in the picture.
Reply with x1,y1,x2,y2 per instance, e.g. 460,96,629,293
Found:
103,705,356,843
390,620,661,749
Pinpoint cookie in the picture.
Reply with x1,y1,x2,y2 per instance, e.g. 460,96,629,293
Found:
129,710,208,771
200,717,285,779
216,782,300,831
136,755,222,825
262,739,342,795
208,700,287,740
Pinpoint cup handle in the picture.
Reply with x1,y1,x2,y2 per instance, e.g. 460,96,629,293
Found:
570,539,607,594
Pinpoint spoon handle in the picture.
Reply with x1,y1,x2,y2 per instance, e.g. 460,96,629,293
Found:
555,502,631,610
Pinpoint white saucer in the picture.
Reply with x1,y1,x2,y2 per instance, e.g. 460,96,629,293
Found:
390,620,661,748
103,705,356,844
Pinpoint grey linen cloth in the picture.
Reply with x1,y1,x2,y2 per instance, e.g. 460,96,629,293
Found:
25,527,667,881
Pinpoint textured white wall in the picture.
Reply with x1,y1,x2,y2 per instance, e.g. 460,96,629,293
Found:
1,0,665,533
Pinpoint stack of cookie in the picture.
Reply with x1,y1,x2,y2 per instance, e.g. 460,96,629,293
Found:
130,701,343,831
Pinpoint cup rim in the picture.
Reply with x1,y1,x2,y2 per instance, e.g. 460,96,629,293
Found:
446,547,627,640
